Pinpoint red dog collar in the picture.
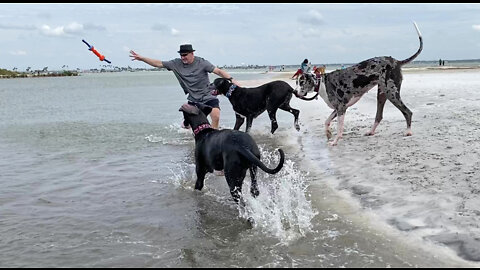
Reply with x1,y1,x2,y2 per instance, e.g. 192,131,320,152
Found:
193,123,212,135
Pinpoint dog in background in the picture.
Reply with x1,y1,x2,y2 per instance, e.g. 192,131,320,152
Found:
179,103,285,202
211,78,317,134
296,22,423,145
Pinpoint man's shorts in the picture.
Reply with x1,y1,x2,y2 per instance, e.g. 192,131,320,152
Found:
188,99,220,115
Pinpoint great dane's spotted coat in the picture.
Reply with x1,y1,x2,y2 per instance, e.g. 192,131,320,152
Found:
296,22,423,145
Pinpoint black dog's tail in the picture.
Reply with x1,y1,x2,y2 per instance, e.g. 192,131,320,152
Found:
399,21,423,66
239,148,285,174
293,90,319,101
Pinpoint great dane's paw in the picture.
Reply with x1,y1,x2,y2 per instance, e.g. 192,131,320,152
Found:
295,124,300,131
365,131,375,136
250,187,259,197
329,136,341,146
271,124,278,134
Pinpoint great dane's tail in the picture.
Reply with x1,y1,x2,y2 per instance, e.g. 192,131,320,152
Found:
238,148,285,174
399,21,423,66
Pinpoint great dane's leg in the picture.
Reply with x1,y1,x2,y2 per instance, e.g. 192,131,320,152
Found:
279,102,300,131
267,108,279,134
387,95,413,136
366,87,387,136
245,117,254,133
225,164,246,202
385,78,413,136
249,166,259,197
330,107,346,146
195,164,207,191
234,113,245,130
325,110,337,140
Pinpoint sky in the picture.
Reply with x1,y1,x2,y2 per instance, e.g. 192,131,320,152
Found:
1,3,480,71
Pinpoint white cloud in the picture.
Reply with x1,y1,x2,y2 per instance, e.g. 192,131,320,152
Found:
40,24,64,36
9,50,27,56
39,22,84,37
298,10,325,26
300,27,322,38
473,25,480,31
152,23,180,36
64,22,84,34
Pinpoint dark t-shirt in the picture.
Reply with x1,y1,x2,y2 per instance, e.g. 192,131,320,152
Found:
162,57,217,103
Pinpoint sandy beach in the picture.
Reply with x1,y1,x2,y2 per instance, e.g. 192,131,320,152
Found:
260,67,480,264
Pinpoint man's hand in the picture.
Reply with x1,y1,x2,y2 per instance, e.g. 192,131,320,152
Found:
231,78,241,87
129,50,142,61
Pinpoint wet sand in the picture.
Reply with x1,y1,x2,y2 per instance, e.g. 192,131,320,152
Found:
264,67,480,265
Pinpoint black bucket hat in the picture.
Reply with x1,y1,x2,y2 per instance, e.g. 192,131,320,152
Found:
178,44,195,54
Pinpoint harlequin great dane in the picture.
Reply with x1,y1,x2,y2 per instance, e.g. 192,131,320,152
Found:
296,22,423,146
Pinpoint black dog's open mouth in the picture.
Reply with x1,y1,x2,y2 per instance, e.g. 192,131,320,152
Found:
208,83,219,96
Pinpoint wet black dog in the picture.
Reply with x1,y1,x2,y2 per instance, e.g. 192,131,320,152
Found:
211,78,315,134
179,103,285,202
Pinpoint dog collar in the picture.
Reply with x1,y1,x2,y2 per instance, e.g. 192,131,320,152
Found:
226,84,237,98
193,123,212,136
314,74,325,92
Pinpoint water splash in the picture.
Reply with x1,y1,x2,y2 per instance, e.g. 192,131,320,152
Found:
238,147,318,244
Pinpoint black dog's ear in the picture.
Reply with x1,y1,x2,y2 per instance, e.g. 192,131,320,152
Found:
179,103,200,115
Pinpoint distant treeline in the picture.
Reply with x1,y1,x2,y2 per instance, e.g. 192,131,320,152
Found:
0,68,78,79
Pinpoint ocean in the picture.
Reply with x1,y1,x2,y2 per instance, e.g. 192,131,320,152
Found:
0,70,476,267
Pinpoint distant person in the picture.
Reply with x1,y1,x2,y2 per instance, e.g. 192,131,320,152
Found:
129,44,239,129
442,60,445,66
291,58,309,80
439,58,442,66
319,65,326,75
313,65,325,77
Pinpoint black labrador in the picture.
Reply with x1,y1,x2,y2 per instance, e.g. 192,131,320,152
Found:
211,78,317,134
179,103,285,202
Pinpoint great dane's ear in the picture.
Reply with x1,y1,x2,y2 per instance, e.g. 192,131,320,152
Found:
179,103,200,115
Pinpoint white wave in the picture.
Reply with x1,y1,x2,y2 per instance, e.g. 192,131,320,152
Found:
237,147,317,244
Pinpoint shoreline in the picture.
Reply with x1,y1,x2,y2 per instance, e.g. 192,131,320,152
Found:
0,72,78,79
2,65,480,79
236,68,480,265
281,69,480,264
258,65,480,82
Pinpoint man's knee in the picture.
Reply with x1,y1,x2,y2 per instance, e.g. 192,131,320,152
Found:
210,108,220,128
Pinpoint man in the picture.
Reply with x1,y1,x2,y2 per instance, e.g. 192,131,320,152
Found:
129,44,239,129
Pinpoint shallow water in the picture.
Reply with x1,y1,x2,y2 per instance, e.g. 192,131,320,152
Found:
0,71,477,267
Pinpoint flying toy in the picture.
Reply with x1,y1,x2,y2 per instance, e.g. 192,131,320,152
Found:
82,39,111,64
